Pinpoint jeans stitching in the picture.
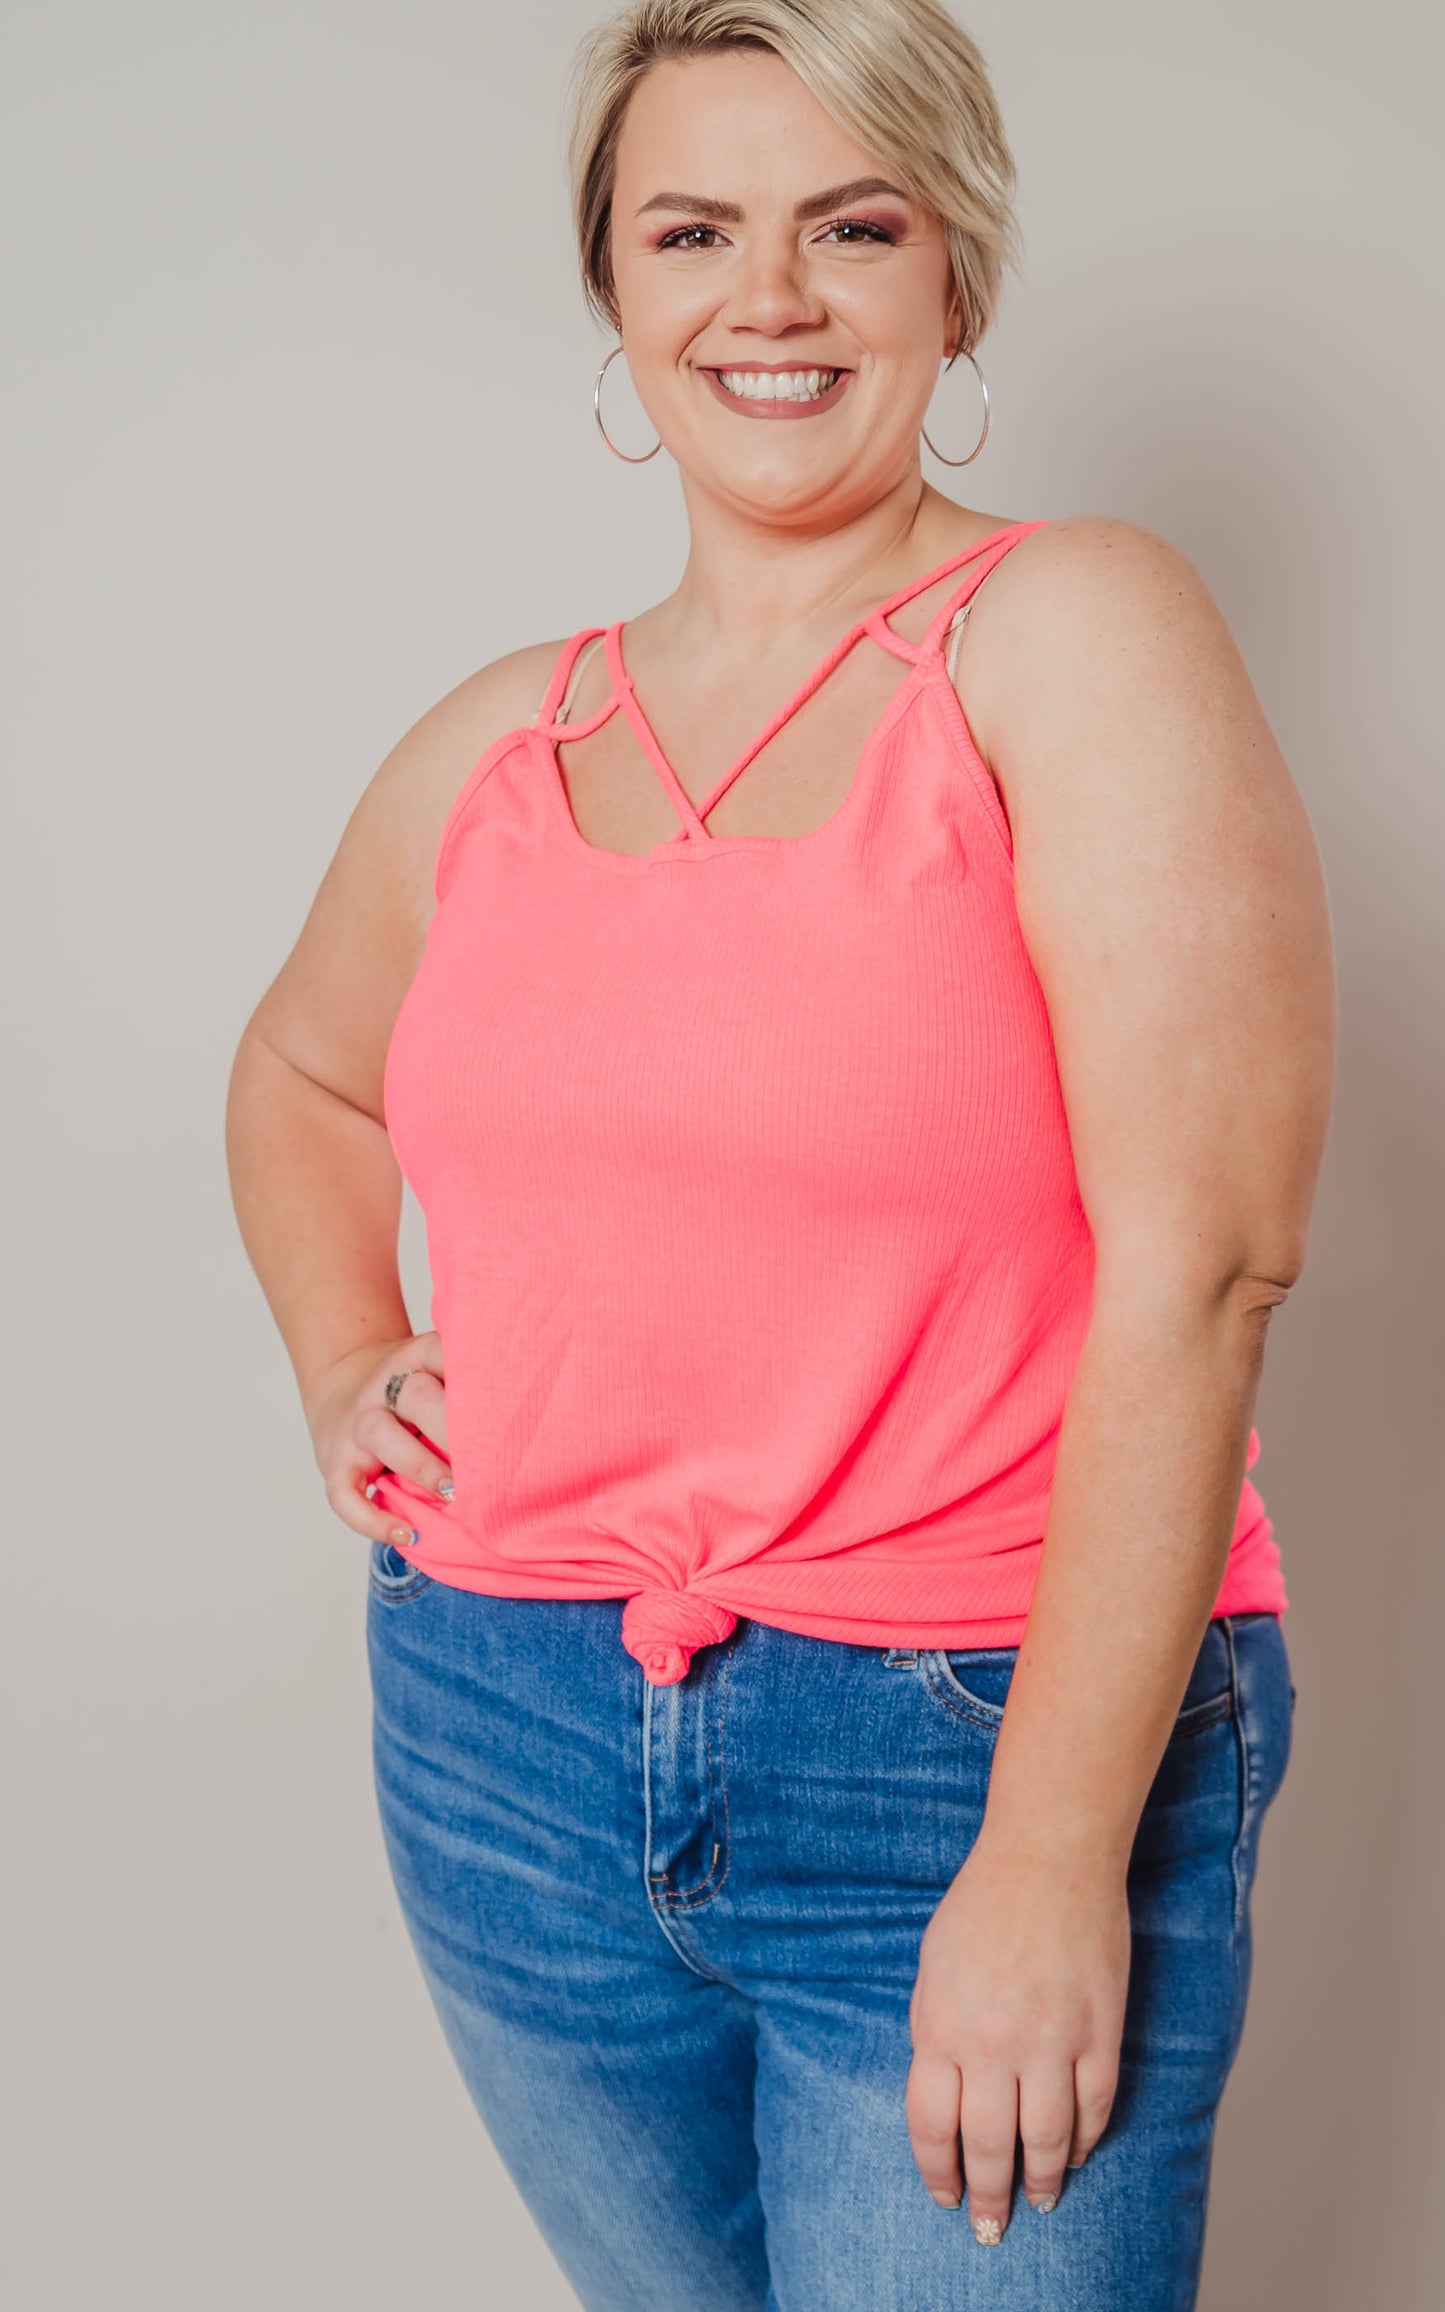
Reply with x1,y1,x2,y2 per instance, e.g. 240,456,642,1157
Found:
640,1671,732,1981
1163,1694,1236,1740
666,1642,734,1909
918,1652,1006,1734
1224,1617,1253,1932
1221,1615,1255,2073
368,1543,433,1604
918,1649,1235,1742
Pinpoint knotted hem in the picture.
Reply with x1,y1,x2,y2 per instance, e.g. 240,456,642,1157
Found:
620,1589,739,1685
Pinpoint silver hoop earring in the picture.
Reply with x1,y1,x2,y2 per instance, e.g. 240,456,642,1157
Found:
593,343,661,464
921,346,990,467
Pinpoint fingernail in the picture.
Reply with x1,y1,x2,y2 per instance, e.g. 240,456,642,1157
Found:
971,2215,1003,2246
389,1526,413,1545
438,1480,454,1499
1031,2193,1058,2214
929,2191,961,2210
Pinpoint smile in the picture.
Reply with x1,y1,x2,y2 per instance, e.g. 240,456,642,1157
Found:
700,365,853,420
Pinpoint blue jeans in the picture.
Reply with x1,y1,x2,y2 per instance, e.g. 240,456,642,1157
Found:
367,1546,1294,2312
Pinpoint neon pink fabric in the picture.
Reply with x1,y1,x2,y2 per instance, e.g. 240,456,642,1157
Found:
375,520,1286,1684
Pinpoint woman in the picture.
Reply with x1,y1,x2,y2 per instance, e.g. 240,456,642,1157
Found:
227,3,1334,2305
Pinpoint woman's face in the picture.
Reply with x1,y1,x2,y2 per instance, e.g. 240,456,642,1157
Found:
607,49,959,526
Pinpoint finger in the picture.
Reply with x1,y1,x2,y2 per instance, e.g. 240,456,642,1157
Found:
358,1402,453,1498
1018,2061,1075,2214
905,2052,964,2209
327,1462,423,1547
959,2067,1019,2245
1068,2047,1119,2169
380,1355,449,1460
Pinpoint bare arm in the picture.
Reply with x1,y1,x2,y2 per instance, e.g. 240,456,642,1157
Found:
906,518,1335,2236
225,640,563,1535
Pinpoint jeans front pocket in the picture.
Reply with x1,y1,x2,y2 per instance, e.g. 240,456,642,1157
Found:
368,1535,435,1604
920,1616,1238,1742
920,1645,1019,1732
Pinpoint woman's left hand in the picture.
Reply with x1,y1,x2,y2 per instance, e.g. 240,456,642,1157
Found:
905,1837,1131,2243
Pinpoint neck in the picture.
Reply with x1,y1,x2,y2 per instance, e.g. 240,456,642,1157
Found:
657,472,970,663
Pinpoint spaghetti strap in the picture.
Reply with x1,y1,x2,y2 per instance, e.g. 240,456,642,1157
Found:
555,632,607,725
605,625,713,841
944,602,971,685
534,519,1052,839
673,520,1052,820
609,599,894,833
861,519,1051,662
916,520,1050,663
533,627,619,738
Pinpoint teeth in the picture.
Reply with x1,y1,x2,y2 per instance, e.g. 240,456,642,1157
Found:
716,368,840,402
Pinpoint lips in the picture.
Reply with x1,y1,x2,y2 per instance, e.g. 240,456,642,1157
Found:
698,364,855,421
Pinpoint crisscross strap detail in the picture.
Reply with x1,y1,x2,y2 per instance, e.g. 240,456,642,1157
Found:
608,597,907,835
532,517,1052,835
865,518,1054,665
604,622,716,839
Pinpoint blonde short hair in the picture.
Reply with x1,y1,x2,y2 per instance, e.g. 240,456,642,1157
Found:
567,0,1021,353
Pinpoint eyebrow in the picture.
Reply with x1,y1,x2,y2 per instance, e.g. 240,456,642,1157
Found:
634,177,914,223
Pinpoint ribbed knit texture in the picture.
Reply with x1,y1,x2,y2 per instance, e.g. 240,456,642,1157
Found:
375,521,1286,1683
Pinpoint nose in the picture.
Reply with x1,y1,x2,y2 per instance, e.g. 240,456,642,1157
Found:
717,237,827,339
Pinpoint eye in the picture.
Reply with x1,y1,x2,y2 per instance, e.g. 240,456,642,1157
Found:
817,216,898,246
656,223,725,252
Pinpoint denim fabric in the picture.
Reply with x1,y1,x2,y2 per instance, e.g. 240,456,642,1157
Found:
368,1549,1294,2312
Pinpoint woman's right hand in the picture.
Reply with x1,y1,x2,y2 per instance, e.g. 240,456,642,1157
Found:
304,1328,453,1544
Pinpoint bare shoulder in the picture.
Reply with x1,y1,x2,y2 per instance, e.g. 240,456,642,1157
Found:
958,514,1267,810
362,636,569,882
956,510,1331,1089
318,633,568,941
970,512,1220,640
952,516,1334,1291
243,636,568,1116
953,508,1331,1070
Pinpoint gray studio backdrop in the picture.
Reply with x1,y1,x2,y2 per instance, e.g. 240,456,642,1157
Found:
3,2,1440,2306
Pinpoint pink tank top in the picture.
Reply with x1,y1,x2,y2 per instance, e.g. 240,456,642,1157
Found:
375,520,1286,1683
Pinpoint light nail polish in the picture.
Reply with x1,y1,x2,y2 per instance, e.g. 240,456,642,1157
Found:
390,1526,413,1545
1031,2194,1058,2214
930,2191,961,2210
972,2216,1003,2246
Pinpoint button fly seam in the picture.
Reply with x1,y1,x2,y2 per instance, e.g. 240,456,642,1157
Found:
662,1642,732,1908
641,1643,733,1918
